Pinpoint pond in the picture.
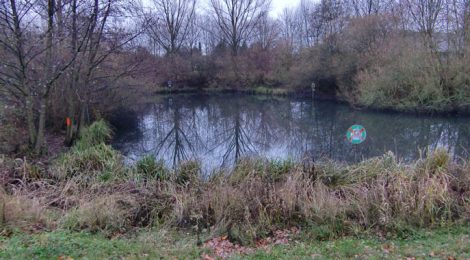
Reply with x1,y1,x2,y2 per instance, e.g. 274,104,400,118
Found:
112,93,470,171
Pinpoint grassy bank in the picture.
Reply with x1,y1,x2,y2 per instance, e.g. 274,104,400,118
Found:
1,121,469,257
1,226,469,259
154,85,308,97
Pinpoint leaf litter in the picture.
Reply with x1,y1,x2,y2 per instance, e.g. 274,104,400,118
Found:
202,227,300,259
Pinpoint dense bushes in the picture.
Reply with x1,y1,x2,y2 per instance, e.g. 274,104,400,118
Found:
135,156,169,181
75,120,113,148
2,139,469,244
354,38,470,113
0,105,27,154
185,150,468,243
54,120,124,182
1,120,469,240
140,14,470,114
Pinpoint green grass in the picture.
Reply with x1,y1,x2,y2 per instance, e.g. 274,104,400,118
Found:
75,120,112,148
239,227,470,259
250,86,292,96
202,86,295,96
54,120,125,181
1,227,468,259
134,155,169,181
0,230,205,259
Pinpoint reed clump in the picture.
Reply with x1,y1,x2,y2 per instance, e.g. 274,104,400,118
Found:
1,131,469,245
53,121,124,182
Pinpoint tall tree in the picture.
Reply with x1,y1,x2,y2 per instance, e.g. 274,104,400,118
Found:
0,0,141,151
0,0,80,152
147,0,197,55
209,0,271,55
466,0,470,50
279,7,299,48
253,11,278,50
71,0,143,135
405,0,445,46
347,0,393,17
34,0,56,152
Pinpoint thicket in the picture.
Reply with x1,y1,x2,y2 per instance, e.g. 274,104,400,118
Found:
0,105,28,155
2,0,470,158
0,121,469,245
142,14,470,114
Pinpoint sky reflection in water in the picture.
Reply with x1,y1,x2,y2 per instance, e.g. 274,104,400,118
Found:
112,94,470,172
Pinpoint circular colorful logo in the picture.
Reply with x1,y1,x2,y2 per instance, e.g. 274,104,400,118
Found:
346,125,367,144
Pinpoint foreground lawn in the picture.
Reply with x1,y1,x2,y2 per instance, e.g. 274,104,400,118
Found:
0,229,205,259
1,227,469,259
242,227,470,259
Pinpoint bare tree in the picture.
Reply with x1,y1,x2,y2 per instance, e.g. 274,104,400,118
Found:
443,0,470,53
465,0,470,50
0,0,142,151
146,0,197,55
253,11,278,50
298,0,315,47
347,0,394,17
319,0,347,36
0,0,81,152
0,0,34,145
65,0,144,137
209,0,271,55
405,0,445,45
279,7,298,48
34,0,55,152
199,13,218,54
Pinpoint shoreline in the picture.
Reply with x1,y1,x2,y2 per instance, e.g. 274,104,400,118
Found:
1,121,469,258
152,87,470,117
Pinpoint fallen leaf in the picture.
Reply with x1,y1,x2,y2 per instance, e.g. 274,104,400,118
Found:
57,256,73,260
201,253,214,260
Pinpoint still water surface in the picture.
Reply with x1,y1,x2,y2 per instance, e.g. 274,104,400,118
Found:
112,94,470,171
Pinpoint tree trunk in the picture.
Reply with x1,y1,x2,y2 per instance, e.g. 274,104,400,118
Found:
465,1,470,55
65,0,78,146
26,94,36,146
78,102,87,135
34,96,47,153
10,0,36,147
35,0,55,153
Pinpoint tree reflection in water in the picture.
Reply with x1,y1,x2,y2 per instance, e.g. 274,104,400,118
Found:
113,94,470,171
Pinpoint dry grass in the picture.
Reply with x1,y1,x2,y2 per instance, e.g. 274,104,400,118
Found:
0,187,54,230
1,142,469,244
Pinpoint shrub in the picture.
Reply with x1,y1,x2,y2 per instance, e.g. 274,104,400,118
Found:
75,120,113,148
175,161,201,185
61,195,139,234
54,121,123,182
5,148,470,245
55,143,123,181
184,151,467,244
229,158,295,184
353,40,459,112
135,155,169,181
266,159,296,181
0,106,26,154
0,191,53,230
416,148,451,175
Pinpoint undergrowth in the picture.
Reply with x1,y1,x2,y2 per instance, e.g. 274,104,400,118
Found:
0,123,469,245
54,120,124,182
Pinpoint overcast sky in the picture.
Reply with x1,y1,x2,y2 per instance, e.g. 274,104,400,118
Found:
142,0,303,18
270,0,301,16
